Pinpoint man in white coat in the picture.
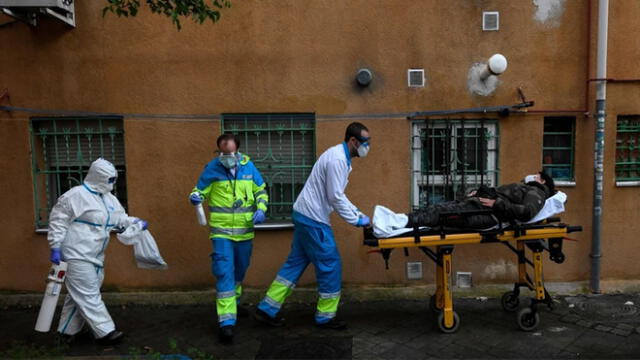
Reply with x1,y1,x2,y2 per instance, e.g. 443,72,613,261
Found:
47,158,147,345
254,122,371,329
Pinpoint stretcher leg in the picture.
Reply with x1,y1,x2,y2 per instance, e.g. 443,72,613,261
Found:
517,241,528,284
435,246,459,333
501,241,528,312
533,250,545,301
516,246,545,331
433,257,444,312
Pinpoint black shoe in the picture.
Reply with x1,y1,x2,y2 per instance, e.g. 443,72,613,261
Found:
253,308,285,327
219,325,234,344
316,318,347,330
237,304,249,318
96,330,125,346
60,327,93,345
56,333,74,346
57,326,87,345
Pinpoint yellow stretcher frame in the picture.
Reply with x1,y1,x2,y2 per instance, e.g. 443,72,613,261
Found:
364,222,581,333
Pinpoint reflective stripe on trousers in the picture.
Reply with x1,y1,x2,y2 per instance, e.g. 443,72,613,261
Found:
257,216,342,324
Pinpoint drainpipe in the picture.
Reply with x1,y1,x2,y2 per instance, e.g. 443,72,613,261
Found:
591,0,609,294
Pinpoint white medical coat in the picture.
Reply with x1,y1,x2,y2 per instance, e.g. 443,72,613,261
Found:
293,143,364,226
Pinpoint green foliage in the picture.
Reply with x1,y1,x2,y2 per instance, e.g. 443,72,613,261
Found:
103,0,232,30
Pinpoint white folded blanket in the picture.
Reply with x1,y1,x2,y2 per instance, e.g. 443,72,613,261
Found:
372,191,567,238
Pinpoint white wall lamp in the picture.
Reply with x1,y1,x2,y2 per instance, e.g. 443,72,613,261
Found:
468,53,508,96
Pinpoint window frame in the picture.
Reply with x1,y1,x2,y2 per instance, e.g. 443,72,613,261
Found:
220,113,316,228
615,115,640,186
411,119,500,210
542,116,576,185
29,116,127,232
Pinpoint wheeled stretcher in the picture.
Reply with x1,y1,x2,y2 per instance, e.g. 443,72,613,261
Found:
363,208,582,333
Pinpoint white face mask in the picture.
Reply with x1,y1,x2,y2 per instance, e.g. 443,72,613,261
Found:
220,153,238,169
524,174,537,184
357,143,370,158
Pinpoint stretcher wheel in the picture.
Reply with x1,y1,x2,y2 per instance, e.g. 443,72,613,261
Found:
501,291,520,312
429,295,440,313
437,311,460,334
516,308,540,331
551,253,565,264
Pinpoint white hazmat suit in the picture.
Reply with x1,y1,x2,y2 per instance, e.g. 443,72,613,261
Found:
47,158,138,338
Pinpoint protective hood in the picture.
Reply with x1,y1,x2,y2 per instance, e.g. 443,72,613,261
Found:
84,158,117,194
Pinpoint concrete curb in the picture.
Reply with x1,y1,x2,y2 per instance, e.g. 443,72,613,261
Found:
0,281,598,308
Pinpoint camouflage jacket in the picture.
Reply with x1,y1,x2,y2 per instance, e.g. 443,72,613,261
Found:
492,182,551,222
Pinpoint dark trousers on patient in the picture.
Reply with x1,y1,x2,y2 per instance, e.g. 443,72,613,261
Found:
408,198,499,229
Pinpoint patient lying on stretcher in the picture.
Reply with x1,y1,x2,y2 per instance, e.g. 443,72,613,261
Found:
373,172,567,238
373,172,564,238
405,171,556,230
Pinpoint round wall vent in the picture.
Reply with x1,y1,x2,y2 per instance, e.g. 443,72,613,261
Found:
356,68,373,86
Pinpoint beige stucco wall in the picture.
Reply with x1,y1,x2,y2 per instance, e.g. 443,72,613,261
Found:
1,0,638,292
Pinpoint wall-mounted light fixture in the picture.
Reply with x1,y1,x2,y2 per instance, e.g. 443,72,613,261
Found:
468,53,508,96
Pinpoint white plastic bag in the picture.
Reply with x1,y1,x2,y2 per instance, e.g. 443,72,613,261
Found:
525,191,567,224
372,205,416,238
117,223,168,270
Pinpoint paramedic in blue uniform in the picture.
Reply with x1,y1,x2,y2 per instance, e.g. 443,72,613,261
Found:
253,122,371,330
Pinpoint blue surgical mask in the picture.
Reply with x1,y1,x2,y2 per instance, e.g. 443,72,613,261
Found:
524,174,537,183
220,153,238,169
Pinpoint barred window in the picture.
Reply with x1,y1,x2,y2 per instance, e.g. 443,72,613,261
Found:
411,119,499,209
542,117,575,182
30,117,127,230
616,115,640,183
221,113,315,223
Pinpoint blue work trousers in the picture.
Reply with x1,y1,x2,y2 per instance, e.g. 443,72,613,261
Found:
211,237,253,327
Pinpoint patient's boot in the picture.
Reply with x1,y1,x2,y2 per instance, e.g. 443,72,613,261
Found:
404,213,415,228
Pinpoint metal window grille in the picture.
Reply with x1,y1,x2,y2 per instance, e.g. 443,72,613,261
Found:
30,117,127,230
411,119,499,209
542,117,575,181
221,113,316,222
616,115,640,181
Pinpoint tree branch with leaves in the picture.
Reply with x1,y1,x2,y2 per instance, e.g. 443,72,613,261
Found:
103,0,231,30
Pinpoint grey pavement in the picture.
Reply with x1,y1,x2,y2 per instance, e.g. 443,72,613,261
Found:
2,294,640,359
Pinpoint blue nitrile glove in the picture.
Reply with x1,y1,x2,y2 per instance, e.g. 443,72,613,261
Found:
50,248,61,265
189,192,203,205
134,218,148,230
252,209,266,225
356,214,371,227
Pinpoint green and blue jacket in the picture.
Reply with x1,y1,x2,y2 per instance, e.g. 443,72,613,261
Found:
192,153,268,241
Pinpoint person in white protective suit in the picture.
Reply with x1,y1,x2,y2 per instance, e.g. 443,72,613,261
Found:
47,158,147,345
